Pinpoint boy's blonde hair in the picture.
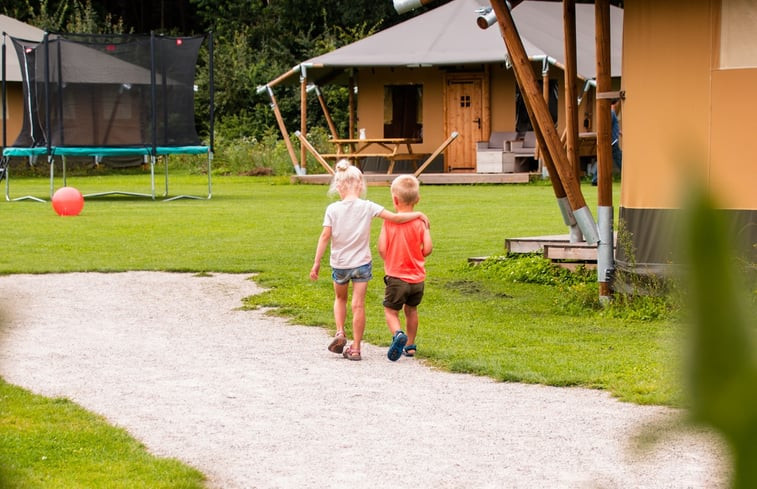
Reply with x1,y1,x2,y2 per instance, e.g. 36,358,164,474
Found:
328,159,366,198
390,174,420,205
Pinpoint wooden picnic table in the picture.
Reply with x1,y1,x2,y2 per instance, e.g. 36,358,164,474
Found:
324,137,425,173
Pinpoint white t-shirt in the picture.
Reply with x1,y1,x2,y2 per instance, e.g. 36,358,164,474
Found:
323,199,384,268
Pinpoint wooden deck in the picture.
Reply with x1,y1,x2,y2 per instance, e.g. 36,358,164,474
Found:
503,234,602,270
292,172,532,185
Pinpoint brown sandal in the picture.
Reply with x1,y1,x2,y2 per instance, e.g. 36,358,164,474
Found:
342,346,362,361
328,332,346,353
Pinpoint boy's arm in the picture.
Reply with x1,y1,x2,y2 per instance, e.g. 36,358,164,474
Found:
310,226,332,280
378,224,388,260
421,221,433,257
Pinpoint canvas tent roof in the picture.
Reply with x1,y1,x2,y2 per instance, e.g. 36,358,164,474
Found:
1,15,44,82
302,0,622,80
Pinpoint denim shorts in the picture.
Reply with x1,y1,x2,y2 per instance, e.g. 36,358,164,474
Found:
331,262,373,285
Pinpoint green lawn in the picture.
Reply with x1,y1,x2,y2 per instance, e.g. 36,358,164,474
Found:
0,172,685,487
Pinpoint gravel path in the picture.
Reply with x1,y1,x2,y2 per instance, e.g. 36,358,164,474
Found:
0,272,728,488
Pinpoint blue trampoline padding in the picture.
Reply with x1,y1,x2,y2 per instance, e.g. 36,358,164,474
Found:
2,147,48,157
51,147,151,157
3,146,210,157
155,146,210,155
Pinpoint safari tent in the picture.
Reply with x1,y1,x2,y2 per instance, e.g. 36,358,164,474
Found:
617,0,757,273
0,15,44,149
262,0,622,174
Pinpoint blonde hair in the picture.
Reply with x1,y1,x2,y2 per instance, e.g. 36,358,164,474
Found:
328,159,366,198
390,174,420,205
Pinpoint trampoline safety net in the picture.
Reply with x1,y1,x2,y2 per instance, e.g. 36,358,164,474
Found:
11,32,205,149
3,31,214,201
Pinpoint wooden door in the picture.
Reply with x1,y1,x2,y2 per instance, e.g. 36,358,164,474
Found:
445,74,485,172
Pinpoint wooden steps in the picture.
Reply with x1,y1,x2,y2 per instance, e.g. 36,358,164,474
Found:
505,234,599,270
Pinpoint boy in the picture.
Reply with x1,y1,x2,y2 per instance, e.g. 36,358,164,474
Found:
378,175,433,361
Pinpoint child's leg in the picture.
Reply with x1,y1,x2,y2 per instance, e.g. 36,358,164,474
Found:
404,304,419,346
350,280,368,349
333,281,349,336
384,307,403,335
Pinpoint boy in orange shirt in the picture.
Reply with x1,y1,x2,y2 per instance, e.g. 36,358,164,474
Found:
378,175,433,361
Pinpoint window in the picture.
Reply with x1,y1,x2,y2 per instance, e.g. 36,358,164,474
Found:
515,79,558,135
719,0,757,68
383,85,423,139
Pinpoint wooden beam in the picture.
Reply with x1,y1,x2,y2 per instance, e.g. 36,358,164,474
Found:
300,70,307,173
595,0,613,297
348,71,356,139
313,85,339,139
595,0,613,207
414,132,458,177
489,0,587,212
264,86,299,171
295,131,334,175
563,0,581,181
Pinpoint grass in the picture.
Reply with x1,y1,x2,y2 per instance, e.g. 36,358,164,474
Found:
0,171,688,486
0,379,204,488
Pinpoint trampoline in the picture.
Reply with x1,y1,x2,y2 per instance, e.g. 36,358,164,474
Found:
1,30,214,202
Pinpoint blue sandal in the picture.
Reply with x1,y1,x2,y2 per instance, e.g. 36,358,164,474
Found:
403,344,417,357
387,331,408,361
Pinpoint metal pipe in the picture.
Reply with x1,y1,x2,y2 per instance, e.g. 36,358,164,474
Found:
394,0,436,15
2,31,6,149
597,205,614,300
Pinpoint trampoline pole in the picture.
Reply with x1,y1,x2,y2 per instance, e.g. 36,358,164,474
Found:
150,31,157,158
44,33,50,152
2,32,6,149
209,31,214,155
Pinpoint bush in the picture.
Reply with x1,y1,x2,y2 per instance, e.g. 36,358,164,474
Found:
469,254,681,321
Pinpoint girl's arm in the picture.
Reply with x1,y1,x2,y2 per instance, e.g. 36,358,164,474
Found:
421,222,433,257
310,226,332,280
377,209,428,226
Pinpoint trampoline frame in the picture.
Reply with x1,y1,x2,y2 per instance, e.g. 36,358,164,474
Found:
2,145,212,202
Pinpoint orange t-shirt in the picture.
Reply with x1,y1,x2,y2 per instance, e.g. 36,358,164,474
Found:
381,219,427,283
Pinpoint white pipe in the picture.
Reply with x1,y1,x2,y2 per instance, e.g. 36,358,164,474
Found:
573,206,599,245
557,196,583,243
597,205,614,285
394,0,424,15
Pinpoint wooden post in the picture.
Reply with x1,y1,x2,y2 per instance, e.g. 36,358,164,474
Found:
264,86,299,171
295,131,334,175
348,70,356,139
563,0,580,181
534,58,549,165
313,85,339,139
490,0,598,243
595,0,614,298
300,67,307,173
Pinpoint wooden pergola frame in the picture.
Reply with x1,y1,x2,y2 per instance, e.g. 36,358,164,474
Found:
487,0,616,297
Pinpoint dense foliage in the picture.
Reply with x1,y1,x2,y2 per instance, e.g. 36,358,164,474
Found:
2,0,623,172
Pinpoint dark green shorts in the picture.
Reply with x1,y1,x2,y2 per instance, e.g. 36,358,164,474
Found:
382,275,424,310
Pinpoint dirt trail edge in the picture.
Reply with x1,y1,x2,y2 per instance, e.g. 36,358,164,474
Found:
0,272,728,488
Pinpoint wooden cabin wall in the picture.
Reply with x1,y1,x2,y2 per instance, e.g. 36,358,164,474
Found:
356,67,442,154
356,63,571,154
621,0,757,211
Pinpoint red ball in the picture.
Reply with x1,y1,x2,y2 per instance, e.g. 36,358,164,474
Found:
52,187,84,216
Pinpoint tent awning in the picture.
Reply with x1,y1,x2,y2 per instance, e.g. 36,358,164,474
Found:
273,0,622,85
1,15,44,82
